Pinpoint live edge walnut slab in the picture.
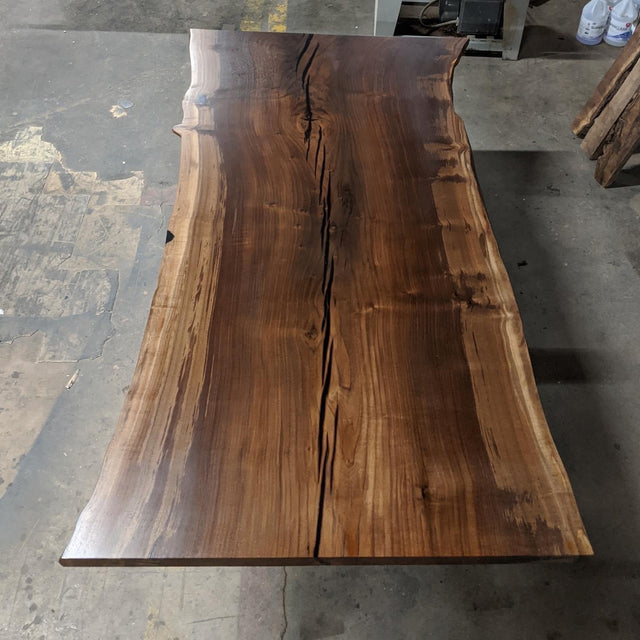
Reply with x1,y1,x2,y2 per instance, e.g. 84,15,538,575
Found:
61,30,592,566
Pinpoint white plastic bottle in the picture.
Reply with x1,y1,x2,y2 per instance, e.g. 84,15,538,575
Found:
604,0,638,46
577,0,610,45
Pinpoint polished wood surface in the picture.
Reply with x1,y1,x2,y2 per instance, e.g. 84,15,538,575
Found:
61,30,592,565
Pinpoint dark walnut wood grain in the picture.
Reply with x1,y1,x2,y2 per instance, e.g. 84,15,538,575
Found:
61,30,592,565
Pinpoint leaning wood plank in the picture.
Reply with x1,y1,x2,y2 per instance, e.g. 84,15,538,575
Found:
572,27,640,137
61,30,592,566
595,90,640,187
582,60,640,159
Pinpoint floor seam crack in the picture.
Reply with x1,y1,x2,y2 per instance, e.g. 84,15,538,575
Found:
280,566,288,640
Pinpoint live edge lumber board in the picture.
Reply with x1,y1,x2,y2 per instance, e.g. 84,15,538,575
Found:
61,30,592,566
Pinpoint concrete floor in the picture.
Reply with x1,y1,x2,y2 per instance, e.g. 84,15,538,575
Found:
1,0,639,637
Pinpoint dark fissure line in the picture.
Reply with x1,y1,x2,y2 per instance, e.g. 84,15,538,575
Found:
314,126,323,174
317,342,333,475
295,34,313,72
321,173,333,296
313,433,330,558
318,146,326,204
304,76,313,157
315,228,334,549
320,172,331,247
296,35,335,559
300,41,318,158
300,42,319,88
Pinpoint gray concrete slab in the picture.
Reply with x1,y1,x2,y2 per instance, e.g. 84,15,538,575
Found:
1,0,640,638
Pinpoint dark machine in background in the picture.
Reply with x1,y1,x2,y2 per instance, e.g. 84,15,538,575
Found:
384,0,525,59
440,0,504,37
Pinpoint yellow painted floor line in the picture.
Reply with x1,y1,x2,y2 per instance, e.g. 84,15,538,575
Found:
240,0,288,32
268,0,288,32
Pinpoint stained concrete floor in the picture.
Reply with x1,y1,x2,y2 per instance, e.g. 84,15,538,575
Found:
1,0,640,638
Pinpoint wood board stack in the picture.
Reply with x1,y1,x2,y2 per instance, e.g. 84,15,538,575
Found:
573,28,640,187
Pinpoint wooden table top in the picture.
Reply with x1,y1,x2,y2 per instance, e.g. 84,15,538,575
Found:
61,30,592,565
